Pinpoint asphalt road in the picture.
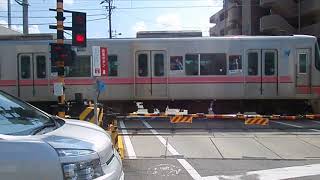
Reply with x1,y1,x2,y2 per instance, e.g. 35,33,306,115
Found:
119,118,320,179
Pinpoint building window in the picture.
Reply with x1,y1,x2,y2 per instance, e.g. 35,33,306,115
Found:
138,54,148,77
65,56,91,77
185,54,199,75
229,55,242,73
170,56,183,71
154,54,164,76
20,56,31,79
264,52,276,76
248,52,258,76
298,54,307,74
108,55,118,76
36,56,46,79
200,53,226,75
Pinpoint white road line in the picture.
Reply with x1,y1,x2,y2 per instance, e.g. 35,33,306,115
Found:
119,120,137,159
203,163,320,180
142,120,202,180
272,121,303,128
311,120,320,124
272,121,320,132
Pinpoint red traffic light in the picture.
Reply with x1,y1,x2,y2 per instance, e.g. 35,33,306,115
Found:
72,12,86,47
76,34,85,43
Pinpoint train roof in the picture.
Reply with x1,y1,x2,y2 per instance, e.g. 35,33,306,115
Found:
0,34,316,45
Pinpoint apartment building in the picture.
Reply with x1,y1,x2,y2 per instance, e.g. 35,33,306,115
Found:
210,0,320,37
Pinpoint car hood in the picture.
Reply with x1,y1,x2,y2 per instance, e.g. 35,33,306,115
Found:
42,119,114,164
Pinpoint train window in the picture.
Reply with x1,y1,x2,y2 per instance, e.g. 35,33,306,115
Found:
315,42,320,71
229,55,242,72
20,56,31,79
170,56,183,71
65,56,91,77
298,54,307,74
264,52,276,76
108,55,118,76
185,54,199,75
36,56,46,79
138,54,148,77
248,52,258,76
154,54,164,76
200,53,226,75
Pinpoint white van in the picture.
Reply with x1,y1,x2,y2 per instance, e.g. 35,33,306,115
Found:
0,90,124,180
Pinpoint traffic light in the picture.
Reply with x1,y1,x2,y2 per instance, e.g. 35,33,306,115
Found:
72,12,86,47
50,43,74,67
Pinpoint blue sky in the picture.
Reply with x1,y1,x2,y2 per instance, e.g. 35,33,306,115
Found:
0,0,222,38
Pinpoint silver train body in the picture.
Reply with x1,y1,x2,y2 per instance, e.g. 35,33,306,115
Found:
0,35,320,112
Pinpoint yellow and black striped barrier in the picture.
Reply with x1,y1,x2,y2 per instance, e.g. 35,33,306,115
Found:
170,116,193,123
79,107,104,126
245,117,269,126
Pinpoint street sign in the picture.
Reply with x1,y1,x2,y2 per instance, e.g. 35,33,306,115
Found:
92,46,108,77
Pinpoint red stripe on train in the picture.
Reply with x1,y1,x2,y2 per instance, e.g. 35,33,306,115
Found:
0,76,295,86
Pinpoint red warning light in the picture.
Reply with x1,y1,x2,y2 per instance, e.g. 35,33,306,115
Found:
76,34,85,43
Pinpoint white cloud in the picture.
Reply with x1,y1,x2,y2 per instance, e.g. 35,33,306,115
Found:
0,20,40,34
156,13,182,31
64,0,74,5
0,0,8,10
132,21,147,33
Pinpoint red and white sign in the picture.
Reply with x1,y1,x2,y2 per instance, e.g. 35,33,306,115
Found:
100,47,108,76
92,46,108,77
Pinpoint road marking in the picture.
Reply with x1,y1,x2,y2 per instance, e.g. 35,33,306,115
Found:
271,121,320,132
119,120,137,159
311,120,320,124
203,163,320,180
142,120,202,180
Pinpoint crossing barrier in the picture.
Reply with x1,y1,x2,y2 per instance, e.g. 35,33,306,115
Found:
170,116,193,123
245,117,269,126
79,106,104,125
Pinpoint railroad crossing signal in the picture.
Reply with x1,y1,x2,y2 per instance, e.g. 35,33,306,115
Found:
72,12,86,47
50,43,75,68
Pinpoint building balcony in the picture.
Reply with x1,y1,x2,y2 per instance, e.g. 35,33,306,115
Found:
301,22,320,36
210,9,224,24
210,25,221,36
260,0,297,18
301,0,320,17
260,14,296,35
226,6,241,23
227,28,242,35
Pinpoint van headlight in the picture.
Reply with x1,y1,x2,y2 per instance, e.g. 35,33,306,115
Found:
56,149,104,180
62,159,104,180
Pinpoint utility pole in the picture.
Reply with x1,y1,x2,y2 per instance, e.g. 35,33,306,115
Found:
7,0,11,29
22,0,28,34
101,0,115,39
56,0,65,118
298,0,301,33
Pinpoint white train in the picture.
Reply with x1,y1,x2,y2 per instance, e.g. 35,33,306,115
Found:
0,35,319,113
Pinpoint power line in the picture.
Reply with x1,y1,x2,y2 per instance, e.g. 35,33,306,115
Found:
0,17,108,26
0,13,106,19
0,5,224,12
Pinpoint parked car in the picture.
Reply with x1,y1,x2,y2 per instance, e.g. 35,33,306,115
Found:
0,90,124,180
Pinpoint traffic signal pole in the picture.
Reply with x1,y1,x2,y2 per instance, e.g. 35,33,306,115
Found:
56,0,65,118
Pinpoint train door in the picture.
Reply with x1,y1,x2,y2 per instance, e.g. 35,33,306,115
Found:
135,50,168,98
17,53,49,100
262,50,278,97
245,49,278,97
296,49,311,94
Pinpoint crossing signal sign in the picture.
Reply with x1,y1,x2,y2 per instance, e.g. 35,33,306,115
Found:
50,43,74,67
72,12,86,47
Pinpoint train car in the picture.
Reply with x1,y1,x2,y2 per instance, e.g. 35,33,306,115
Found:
0,35,319,113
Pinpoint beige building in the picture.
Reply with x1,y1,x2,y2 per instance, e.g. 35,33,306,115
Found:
210,0,320,37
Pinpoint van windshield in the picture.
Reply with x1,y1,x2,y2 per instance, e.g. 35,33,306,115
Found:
0,91,52,135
